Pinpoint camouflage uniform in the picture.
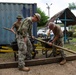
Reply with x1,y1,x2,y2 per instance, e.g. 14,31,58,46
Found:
51,25,66,59
17,17,33,68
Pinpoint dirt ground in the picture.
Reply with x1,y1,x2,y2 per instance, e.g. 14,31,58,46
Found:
0,49,76,75
0,60,76,75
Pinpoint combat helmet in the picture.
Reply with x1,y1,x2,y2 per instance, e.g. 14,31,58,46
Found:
16,15,23,19
34,13,41,21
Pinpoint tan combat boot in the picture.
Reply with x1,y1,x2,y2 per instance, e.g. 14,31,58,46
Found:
19,67,30,72
60,59,66,65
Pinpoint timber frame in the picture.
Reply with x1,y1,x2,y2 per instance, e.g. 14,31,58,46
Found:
0,54,76,69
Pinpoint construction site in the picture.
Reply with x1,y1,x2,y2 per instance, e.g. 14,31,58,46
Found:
0,2,76,75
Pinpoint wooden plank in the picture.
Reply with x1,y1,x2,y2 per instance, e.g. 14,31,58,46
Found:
3,27,11,31
34,38,76,54
0,55,76,69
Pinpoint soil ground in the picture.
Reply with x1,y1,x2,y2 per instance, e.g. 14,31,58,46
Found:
0,60,76,75
0,46,76,75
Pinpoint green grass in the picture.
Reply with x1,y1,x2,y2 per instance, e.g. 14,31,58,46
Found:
64,38,76,51
70,38,76,42
64,44,76,51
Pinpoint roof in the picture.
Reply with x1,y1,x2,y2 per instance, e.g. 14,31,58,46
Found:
46,8,76,26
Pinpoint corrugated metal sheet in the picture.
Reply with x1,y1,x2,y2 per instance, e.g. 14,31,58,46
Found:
0,2,37,45
46,8,76,26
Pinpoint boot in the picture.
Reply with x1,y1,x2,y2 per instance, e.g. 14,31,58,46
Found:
60,59,66,65
19,67,30,72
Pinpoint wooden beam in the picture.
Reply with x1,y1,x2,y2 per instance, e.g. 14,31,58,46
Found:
0,55,76,69
34,38,76,54
3,27,11,31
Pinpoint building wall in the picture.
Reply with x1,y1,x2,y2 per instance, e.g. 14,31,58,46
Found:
0,3,37,45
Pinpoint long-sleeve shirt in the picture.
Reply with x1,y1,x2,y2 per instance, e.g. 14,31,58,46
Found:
18,17,33,38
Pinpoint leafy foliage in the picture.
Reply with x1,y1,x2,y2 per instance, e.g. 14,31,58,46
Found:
37,8,49,27
68,2,76,10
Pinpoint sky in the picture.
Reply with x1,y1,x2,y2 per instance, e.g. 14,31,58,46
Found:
0,0,76,18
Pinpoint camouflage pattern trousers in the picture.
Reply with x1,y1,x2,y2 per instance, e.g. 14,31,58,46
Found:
52,37,66,59
17,34,33,68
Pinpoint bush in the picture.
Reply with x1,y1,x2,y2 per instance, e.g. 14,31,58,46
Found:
68,31,73,37
73,32,76,37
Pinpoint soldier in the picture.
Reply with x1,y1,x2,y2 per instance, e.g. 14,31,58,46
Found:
17,13,41,71
10,15,23,61
11,15,23,34
48,22,66,65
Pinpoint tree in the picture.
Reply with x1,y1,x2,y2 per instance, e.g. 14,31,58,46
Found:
68,2,76,32
37,8,49,27
68,2,76,10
